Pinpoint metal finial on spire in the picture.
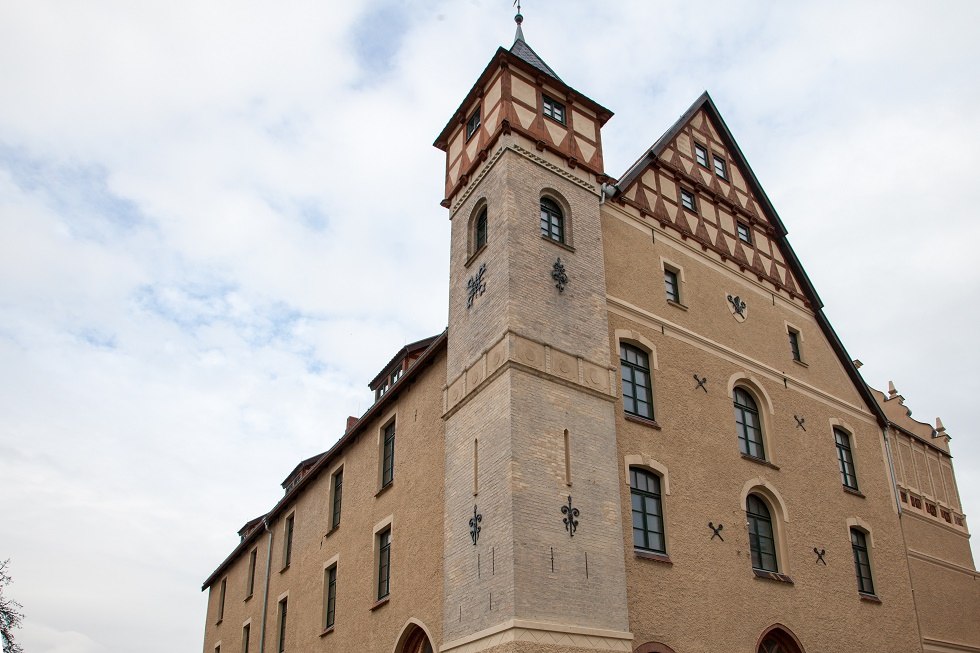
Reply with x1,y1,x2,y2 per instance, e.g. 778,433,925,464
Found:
513,0,525,42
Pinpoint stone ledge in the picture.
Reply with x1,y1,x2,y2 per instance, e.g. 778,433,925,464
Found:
441,619,634,653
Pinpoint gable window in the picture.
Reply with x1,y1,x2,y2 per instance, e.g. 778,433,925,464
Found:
323,565,337,629
540,197,565,243
277,598,287,653
694,142,709,168
331,468,343,529
713,155,728,180
737,221,752,244
850,528,875,595
475,206,488,251
664,268,680,303
734,388,765,460
621,344,654,420
543,95,566,124
747,494,778,572
242,623,250,653
377,527,392,600
680,189,697,213
788,329,802,362
246,548,257,598
835,428,859,491
282,514,294,568
630,468,666,554
465,107,480,141
382,421,396,488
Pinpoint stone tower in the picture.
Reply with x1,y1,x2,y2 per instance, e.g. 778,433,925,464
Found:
434,17,633,653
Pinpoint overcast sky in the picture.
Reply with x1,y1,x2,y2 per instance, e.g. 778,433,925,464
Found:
1,2,978,652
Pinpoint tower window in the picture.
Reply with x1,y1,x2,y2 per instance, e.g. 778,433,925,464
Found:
466,107,481,141
835,428,858,490
680,189,697,213
734,388,765,460
737,221,752,244
540,197,565,243
543,95,566,124
475,206,488,251
747,494,778,572
694,142,709,168
850,528,875,595
713,155,728,180
630,467,665,554
621,344,654,420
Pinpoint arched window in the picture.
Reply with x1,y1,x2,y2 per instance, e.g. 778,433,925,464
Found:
747,494,778,572
475,206,487,251
758,628,804,653
850,528,875,595
630,468,665,554
734,388,765,459
621,344,653,420
540,197,564,243
834,428,858,490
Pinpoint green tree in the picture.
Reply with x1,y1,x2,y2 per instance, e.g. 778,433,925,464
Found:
0,559,23,653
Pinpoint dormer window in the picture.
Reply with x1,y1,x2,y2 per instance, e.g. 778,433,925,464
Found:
376,380,389,400
391,367,402,385
543,95,565,124
466,107,481,141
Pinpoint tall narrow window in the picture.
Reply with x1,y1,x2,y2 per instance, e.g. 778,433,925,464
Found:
331,469,343,529
747,494,778,572
323,565,337,629
377,528,392,600
620,344,654,420
217,577,226,622
277,598,287,653
540,197,565,243
246,548,257,598
543,95,566,124
382,422,396,488
466,107,480,140
734,388,765,460
475,206,488,251
473,439,479,495
283,514,294,568
835,428,859,490
851,528,875,595
630,468,665,554
788,329,802,362
242,624,250,653
563,429,571,486
664,268,680,303
694,143,708,168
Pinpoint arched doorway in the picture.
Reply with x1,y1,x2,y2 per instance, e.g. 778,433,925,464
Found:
757,625,804,653
395,622,434,653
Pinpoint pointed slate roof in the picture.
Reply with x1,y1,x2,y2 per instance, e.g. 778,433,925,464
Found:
510,36,562,83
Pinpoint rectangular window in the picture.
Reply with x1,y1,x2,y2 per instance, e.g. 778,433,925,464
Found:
242,624,250,653
694,142,708,168
466,107,481,140
851,529,875,595
664,268,680,303
680,189,696,212
835,429,859,490
543,95,565,124
788,329,801,362
736,221,752,244
277,598,287,653
331,469,343,530
283,514,294,568
377,528,392,600
713,155,728,179
246,549,257,598
218,577,226,622
323,565,337,629
382,422,396,488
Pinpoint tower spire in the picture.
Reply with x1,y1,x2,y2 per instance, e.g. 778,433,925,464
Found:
513,0,525,43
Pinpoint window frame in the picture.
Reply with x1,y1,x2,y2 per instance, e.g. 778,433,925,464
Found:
734,387,766,460
475,206,488,251
242,623,250,653
381,421,396,489
630,467,666,554
664,268,680,304
694,142,709,168
747,494,778,572
217,577,226,623
620,343,655,421
736,221,752,244
712,155,728,180
282,513,294,569
680,188,697,213
788,328,802,362
377,527,392,600
850,528,875,595
539,196,565,244
331,467,344,529
245,548,257,598
835,428,859,491
465,107,481,141
542,95,566,125
276,597,288,653
323,564,338,629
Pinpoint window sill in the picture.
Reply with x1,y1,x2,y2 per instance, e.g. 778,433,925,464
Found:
625,414,662,430
370,596,390,611
540,234,575,253
666,299,688,311
753,569,794,584
375,482,393,498
279,564,290,574
843,486,865,498
740,453,779,470
319,626,335,638
792,358,809,368
464,245,486,269
543,114,566,128
859,592,882,604
215,618,222,626
635,550,672,564
243,593,253,603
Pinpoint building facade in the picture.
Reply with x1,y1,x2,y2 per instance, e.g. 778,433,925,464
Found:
201,24,979,653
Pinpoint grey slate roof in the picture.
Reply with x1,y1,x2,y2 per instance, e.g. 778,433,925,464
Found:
510,37,562,83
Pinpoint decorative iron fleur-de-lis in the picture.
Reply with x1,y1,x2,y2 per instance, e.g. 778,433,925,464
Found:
561,495,579,537
467,263,487,309
469,504,482,545
727,294,746,317
551,257,568,293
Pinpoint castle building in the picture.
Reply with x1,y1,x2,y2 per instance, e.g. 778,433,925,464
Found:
200,19,979,653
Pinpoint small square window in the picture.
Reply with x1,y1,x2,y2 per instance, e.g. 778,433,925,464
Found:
543,95,565,124
694,143,708,168
788,329,801,362
713,156,728,179
466,107,481,140
736,222,752,244
664,269,680,303
680,189,696,213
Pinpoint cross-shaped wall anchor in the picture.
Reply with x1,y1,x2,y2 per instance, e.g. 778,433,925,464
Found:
794,415,806,431
708,522,724,541
813,547,826,565
693,374,708,393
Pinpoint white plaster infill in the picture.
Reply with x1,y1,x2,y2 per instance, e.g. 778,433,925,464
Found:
440,619,634,653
